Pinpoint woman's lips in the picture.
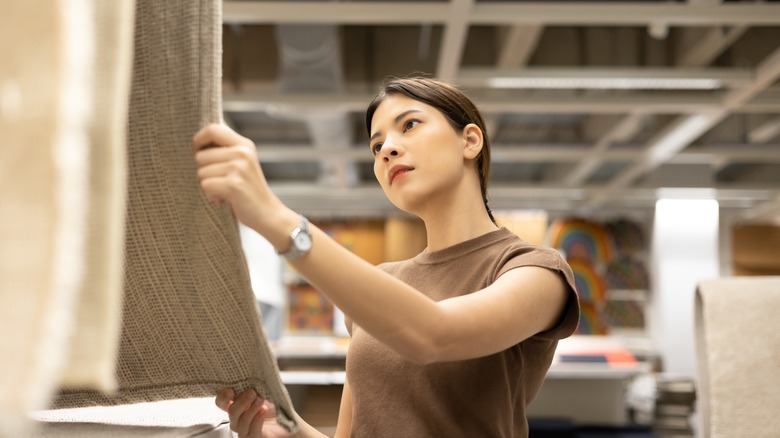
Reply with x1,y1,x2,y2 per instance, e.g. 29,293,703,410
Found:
389,165,414,184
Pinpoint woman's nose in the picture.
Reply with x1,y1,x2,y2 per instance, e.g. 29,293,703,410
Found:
381,139,402,161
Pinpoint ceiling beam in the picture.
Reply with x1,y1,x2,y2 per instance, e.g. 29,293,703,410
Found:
739,98,780,114
566,20,749,187
224,67,764,116
497,25,543,68
676,25,748,67
436,0,474,82
721,50,780,111
588,113,723,206
672,145,780,165
741,194,780,223
223,2,450,24
473,3,780,26
457,67,754,89
672,1,749,172
223,90,735,115
588,46,780,206
223,2,780,26
269,182,777,217
563,113,645,186
486,25,544,143
252,143,780,164
749,115,780,144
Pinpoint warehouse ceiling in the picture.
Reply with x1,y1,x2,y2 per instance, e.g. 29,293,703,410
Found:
221,0,780,221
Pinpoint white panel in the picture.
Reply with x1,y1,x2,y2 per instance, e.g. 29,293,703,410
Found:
650,199,720,377
239,223,285,308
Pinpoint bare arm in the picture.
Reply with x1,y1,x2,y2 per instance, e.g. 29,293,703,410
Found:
289,225,567,363
194,124,568,364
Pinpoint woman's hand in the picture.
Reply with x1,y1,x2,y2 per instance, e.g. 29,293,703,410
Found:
192,123,291,237
216,388,292,438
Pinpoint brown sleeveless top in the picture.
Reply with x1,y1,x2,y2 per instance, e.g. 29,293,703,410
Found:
345,228,579,437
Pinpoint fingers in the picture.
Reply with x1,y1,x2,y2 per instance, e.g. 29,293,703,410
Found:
192,123,273,230
228,389,265,434
194,141,256,168
228,389,255,431
215,388,236,412
194,145,260,206
237,396,264,437
196,160,242,181
228,390,257,432
248,403,272,437
261,400,277,418
192,123,248,153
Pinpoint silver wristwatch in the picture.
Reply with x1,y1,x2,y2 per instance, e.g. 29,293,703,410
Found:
277,215,312,260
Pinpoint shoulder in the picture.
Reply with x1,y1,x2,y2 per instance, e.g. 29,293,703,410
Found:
493,231,580,340
490,229,569,276
500,242,567,271
374,259,413,277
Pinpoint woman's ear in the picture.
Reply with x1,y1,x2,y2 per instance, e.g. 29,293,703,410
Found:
462,123,484,160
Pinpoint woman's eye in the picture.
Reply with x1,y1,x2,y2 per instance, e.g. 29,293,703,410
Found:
403,119,419,132
371,143,383,155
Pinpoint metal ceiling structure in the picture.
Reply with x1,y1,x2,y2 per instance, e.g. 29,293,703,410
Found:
221,1,780,221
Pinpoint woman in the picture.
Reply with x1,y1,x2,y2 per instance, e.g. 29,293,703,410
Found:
193,76,579,438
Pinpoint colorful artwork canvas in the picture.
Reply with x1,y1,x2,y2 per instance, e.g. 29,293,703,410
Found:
548,218,615,264
569,259,607,301
575,300,609,335
287,284,334,335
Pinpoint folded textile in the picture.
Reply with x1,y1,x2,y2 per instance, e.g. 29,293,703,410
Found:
53,0,297,432
695,277,780,438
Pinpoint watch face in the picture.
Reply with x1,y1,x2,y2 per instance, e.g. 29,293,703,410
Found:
294,232,312,251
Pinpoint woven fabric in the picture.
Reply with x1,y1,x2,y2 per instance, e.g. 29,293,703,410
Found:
53,0,297,432
58,0,135,392
695,277,780,438
0,1,94,435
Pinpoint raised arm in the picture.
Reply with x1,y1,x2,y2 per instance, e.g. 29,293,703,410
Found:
193,124,568,364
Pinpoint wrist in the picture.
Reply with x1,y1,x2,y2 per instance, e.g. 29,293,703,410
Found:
266,208,305,255
276,215,312,260
241,194,297,247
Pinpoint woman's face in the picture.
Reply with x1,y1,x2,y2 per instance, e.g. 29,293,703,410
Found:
369,94,471,214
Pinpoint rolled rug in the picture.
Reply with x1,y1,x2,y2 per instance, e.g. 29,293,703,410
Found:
695,277,780,438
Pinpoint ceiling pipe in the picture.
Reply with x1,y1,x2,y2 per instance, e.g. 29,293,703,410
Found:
274,13,359,188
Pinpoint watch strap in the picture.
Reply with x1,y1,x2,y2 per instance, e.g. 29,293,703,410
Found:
277,215,311,260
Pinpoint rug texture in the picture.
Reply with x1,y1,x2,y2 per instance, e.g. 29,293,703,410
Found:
695,277,780,438
53,0,297,432
58,0,135,393
0,1,95,435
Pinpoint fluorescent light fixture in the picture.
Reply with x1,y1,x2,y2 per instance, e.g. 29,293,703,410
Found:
459,67,752,91
487,77,722,90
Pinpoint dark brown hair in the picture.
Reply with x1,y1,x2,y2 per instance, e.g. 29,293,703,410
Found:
366,76,495,223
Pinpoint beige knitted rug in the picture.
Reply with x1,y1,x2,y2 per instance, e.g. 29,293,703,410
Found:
695,277,780,438
0,1,97,435
53,0,297,432
58,0,134,393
